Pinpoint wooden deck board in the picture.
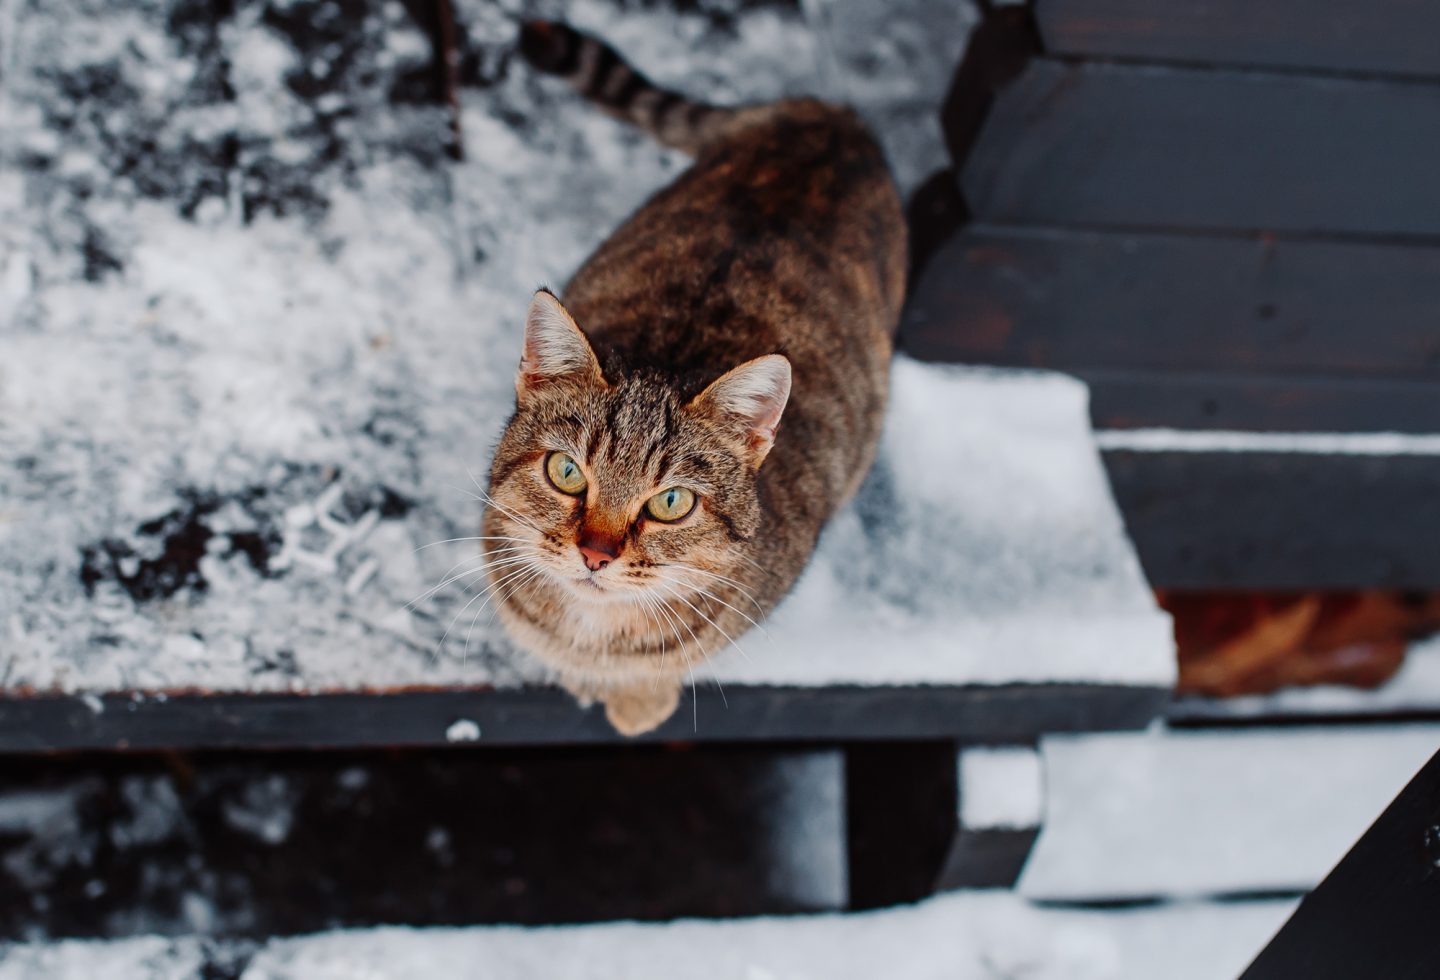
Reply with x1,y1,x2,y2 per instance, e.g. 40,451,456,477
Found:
961,60,1440,237
1035,0,1440,79
0,683,1169,753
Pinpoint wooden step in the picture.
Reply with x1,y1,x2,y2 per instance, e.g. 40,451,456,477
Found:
961,59,1440,237
1035,0,1440,79
902,224,1440,432
902,223,1440,590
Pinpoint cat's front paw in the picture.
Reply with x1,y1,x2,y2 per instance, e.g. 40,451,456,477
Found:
603,681,681,736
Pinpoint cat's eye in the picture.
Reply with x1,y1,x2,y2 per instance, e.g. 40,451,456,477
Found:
545,452,588,495
645,486,696,522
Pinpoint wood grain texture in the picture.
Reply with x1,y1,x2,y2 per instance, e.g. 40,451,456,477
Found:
961,60,1440,237
900,225,1440,432
1104,451,1440,590
0,683,1170,754
1036,0,1440,79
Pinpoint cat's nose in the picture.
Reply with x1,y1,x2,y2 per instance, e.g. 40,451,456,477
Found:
577,526,623,572
578,544,614,571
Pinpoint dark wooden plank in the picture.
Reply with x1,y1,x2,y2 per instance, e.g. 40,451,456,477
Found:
936,827,1040,890
0,745,845,936
1036,0,1440,79
846,742,958,909
1242,748,1440,979
1081,372,1440,435
902,226,1440,381
899,225,1440,432
0,683,1169,754
961,60,1440,237
1104,451,1440,590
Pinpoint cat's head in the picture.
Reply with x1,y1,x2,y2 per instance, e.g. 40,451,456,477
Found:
485,289,790,605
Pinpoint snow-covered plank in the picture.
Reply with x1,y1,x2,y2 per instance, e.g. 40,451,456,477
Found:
1020,725,1440,901
240,894,1294,980
0,937,211,980
0,0,1172,746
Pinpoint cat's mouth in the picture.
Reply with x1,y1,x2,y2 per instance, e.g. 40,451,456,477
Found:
569,574,611,597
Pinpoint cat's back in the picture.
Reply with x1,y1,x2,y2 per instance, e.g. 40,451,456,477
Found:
563,98,907,387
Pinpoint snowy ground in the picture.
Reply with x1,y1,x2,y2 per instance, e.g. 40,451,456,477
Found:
0,890,1295,980
1020,723,1440,901
0,0,1171,697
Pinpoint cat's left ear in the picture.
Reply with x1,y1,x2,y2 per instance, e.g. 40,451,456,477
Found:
517,289,604,401
690,354,792,466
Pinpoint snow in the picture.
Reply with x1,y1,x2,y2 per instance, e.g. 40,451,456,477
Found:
706,362,1173,689
1171,634,1440,722
959,746,1042,830
1019,724,1440,902
754,752,846,910
0,892,1295,980
1095,428,1440,455
0,937,210,980
0,0,1169,703
241,894,1293,980
444,718,481,742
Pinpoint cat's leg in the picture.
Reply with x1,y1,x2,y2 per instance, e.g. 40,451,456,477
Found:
603,681,681,736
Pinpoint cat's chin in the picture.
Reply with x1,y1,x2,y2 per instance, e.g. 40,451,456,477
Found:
561,575,624,603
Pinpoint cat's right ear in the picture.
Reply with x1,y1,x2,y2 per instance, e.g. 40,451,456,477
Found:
517,290,604,401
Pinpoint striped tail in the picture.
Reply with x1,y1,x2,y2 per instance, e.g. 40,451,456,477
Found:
517,20,732,154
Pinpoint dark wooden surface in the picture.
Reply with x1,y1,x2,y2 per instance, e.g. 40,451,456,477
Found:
0,683,1170,754
1104,451,1440,591
936,827,1040,890
0,745,845,937
900,225,1440,432
1035,0,1440,79
903,225,1440,382
961,59,1440,238
846,742,959,909
1242,747,1440,979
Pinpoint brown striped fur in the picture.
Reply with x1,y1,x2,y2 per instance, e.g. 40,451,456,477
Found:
486,21,906,734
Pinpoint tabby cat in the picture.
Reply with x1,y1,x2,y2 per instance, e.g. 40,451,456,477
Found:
483,21,906,734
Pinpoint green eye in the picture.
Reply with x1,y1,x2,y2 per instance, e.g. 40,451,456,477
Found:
545,452,587,495
645,486,697,522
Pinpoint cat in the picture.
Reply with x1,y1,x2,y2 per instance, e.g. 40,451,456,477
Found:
483,20,906,735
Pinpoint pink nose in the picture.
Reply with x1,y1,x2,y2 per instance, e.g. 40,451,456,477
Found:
579,544,615,571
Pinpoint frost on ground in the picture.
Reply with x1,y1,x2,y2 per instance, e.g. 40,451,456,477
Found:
0,0,1169,697
0,891,1295,980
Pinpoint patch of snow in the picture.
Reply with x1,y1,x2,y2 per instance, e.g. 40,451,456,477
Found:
220,775,297,845
1020,724,1440,902
959,746,1042,830
444,719,480,742
1095,428,1440,456
0,937,210,980
235,891,1293,980
756,752,845,910
705,361,1174,689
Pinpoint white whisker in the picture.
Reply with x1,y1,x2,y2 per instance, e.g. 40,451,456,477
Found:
408,549,540,610
414,535,529,553
651,583,725,712
435,562,534,661
654,580,753,670
664,569,772,640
